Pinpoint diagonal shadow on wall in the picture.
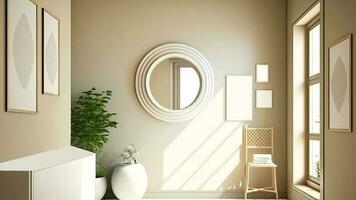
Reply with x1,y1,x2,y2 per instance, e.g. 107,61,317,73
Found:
176,124,242,190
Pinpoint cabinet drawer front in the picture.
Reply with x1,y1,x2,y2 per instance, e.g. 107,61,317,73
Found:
33,156,95,200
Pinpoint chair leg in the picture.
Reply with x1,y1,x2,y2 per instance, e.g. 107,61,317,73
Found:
273,167,278,199
245,166,250,200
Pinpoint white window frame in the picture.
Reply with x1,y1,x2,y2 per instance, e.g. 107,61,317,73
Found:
306,18,321,188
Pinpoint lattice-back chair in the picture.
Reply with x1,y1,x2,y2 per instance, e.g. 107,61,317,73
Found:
244,126,278,199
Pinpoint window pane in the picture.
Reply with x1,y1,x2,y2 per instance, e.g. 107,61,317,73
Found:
179,67,200,109
309,83,320,134
309,24,320,76
309,140,320,179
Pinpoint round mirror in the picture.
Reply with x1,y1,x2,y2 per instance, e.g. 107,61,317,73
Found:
149,58,201,110
135,43,214,122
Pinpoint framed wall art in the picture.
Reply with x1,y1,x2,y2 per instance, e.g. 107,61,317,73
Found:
256,64,270,83
6,0,37,113
328,34,352,132
226,75,253,121
256,89,273,108
42,8,59,96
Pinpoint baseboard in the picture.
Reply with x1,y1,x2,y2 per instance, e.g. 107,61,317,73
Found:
105,190,287,199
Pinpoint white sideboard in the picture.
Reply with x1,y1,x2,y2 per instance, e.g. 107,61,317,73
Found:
0,146,95,200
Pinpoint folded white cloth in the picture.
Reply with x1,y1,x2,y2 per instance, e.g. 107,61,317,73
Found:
253,154,272,164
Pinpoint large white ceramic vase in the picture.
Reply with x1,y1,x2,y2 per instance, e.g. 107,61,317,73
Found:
111,163,148,200
95,177,107,200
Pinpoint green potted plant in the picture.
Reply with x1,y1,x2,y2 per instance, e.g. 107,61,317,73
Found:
71,88,118,200
316,160,320,179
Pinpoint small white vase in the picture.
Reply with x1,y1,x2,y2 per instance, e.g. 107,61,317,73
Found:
95,177,107,200
111,163,148,200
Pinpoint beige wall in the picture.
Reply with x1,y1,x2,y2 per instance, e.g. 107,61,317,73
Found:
324,0,356,199
0,0,71,162
72,0,287,198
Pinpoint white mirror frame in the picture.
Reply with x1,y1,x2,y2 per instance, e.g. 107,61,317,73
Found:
135,43,214,122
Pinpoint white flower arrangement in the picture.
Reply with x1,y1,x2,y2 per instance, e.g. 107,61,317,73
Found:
121,144,139,164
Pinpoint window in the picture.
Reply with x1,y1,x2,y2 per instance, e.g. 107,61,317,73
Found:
171,59,200,109
307,22,321,185
292,3,321,196
178,67,200,109
309,24,320,76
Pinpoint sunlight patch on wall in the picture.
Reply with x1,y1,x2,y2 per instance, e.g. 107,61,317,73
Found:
182,128,241,191
162,89,242,191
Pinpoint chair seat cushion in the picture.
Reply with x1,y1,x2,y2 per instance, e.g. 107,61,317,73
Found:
247,162,277,168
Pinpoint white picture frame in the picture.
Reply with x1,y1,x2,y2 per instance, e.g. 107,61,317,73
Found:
256,64,270,83
328,34,352,132
42,9,59,96
6,0,37,113
226,75,253,121
256,90,273,108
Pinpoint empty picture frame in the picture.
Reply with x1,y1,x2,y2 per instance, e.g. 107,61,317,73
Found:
226,75,253,121
328,34,352,132
256,64,269,83
7,0,37,113
256,90,273,108
43,9,59,95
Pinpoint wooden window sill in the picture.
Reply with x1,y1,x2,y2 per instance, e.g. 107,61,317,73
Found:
293,185,320,200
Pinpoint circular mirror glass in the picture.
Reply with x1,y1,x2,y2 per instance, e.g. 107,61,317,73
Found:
149,58,201,110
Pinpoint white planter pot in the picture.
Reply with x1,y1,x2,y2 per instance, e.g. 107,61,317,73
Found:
95,177,107,200
111,163,148,200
